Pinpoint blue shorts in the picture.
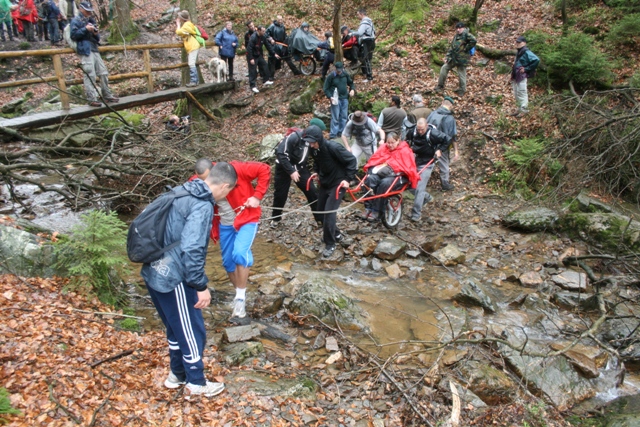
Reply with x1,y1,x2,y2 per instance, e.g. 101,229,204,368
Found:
219,223,258,273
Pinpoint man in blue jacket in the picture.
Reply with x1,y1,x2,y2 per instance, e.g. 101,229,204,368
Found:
214,21,238,81
141,161,237,397
69,2,118,107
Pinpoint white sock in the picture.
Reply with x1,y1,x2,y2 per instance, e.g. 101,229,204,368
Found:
235,288,246,300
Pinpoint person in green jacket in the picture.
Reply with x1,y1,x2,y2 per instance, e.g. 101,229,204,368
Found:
435,22,477,97
0,0,16,41
323,61,355,139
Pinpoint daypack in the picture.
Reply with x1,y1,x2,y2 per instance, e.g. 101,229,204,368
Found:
194,26,206,47
196,24,209,41
274,128,303,155
425,124,452,150
126,188,191,264
63,24,77,52
469,46,476,56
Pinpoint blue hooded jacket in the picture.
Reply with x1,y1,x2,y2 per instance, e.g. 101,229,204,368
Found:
141,179,215,293
215,27,238,58
70,12,100,56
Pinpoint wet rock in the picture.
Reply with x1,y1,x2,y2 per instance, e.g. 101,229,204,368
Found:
558,213,640,252
223,341,264,366
300,248,317,259
432,244,465,266
499,343,595,410
575,192,613,213
259,133,283,161
452,279,497,313
561,350,599,379
325,336,339,351
256,323,295,343
468,224,489,238
486,258,500,269
360,235,378,256
313,330,326,349
551,291,594,310
359,258,369,268
406,250,420,258
373,236,407,260
420,234,444,253
371,258,383,271
599,395,640,427
458,360,517,405
225,371,315,398
2,95,30,114
289,275,369,331
0,224,58,278
385,263,403,279
225,324,261,343
503,207,558,232
551,270,588,291
439,378,488,410
441,348,469,366
519,271,543,287
326,351,342,364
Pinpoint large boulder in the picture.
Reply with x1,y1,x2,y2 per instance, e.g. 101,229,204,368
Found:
259,133,284,161
289,274,368,331
0,224,58,277
559,212,640,252
503,207,558,232
452,279,497,313
289,78,323,115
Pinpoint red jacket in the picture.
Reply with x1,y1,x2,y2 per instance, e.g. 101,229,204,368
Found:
364,141,420,189
189,160,271,242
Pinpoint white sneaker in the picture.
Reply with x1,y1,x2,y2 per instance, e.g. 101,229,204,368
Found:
164,371,186,389
251,87,259,93
264,80,274,85
186,381,225,397
231,298,246,318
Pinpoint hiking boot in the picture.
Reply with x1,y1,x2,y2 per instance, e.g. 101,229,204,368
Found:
88,101,102,107
264,80,274,85
454,89,465,97
433,86,444,94
186,381,225,397
164,371,186,389
104,97,119,103
322,245,336,258
410,215,421,222
442,183,455,191
252,87,259,94
231,298,246,318
367,210,380,222
186,82,198,87
360,209,372,220
335,233,353,247
422,194,434,206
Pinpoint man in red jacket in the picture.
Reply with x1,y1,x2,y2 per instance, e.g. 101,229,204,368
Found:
193,159,271,321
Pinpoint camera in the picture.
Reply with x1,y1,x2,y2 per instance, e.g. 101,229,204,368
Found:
180,115,190,122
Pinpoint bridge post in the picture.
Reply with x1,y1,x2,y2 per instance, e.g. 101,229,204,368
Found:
143,49,154,93
52,54,70,110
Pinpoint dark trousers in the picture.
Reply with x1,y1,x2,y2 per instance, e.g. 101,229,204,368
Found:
36,19,48,40
0,21,14,41
364,173,405,212
22,20,35,41
146,282,207,386
317,184,345,247
272,164,322,223
248,56,269,88
268,54,300,78
321,51,335,78
343,46,359,64
359,39,375,80
220,54,234,79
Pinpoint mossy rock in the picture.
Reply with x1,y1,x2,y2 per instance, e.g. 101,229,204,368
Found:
289,78,323,115
503,207,558,232
100,111,147,129
558,213,640,253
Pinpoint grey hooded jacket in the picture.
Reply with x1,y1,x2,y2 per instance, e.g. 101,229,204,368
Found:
141,179,215,293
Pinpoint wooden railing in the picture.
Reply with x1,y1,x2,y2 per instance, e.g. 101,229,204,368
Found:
0,41,214,110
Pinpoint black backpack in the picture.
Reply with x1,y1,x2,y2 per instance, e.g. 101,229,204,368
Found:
126,187,191,264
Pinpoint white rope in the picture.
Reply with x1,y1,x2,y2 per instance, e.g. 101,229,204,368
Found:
261,189,373,221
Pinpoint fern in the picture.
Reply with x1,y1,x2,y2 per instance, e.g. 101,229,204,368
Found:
54,210,130,306
0,387,21,424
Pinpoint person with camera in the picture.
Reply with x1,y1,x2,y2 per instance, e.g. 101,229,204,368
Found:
165,114,191,135
70,2,118,107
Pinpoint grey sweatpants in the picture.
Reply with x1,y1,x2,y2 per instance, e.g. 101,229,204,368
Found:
80,51,114,102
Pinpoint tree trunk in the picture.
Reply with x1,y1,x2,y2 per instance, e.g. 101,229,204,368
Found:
561,0,568,36
470,0,484,34
95,0,110,26
332,0,343,62
108,0,139,44
476,44,516,59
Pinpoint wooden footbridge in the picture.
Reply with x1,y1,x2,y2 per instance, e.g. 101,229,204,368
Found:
0,42,235,131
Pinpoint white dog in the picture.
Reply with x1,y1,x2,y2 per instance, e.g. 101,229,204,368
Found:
208,57,228,83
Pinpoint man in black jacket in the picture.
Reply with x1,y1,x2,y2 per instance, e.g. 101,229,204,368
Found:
309,132,357,258
271,122,326,225
265,15,301,78
407,117,451,222
247,25,278,93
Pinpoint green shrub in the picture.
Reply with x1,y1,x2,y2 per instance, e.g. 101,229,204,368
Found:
505,138,546,166
431,18,447,35
0,387,20,423
448,4,474,25
554,0,598,11
370,100,389,118
119,318,140,331
631,71,640,88
381,0,429,33
604,0,640,13
54,210,130,306
607,14,640,47
544,32,613,86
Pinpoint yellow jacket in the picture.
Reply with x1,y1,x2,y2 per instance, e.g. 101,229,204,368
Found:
176,21,200,53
